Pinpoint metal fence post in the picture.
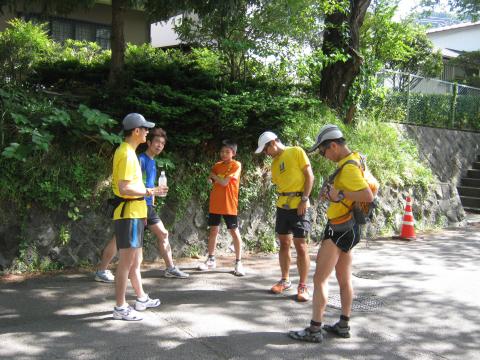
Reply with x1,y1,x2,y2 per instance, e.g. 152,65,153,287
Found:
406,73,411,123
451,82,457,128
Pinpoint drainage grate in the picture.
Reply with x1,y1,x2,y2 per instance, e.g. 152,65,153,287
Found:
353,270,386,279
327,293,385,312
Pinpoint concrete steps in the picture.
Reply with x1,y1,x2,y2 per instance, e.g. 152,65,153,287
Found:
458,155,480,213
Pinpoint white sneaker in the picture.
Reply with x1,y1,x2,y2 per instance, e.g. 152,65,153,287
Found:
198,257,216,271
113,305,143,321
234,261,246,276
94,269,114,283
134,295,161,311
164,266,189,278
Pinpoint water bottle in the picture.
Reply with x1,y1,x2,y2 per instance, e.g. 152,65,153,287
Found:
158,171,167,197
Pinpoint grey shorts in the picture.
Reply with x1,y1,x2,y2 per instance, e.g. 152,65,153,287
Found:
114,218,145,249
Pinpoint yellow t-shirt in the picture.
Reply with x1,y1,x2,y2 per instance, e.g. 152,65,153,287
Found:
271,146,310,209
327,152,369,220
112,142,147,220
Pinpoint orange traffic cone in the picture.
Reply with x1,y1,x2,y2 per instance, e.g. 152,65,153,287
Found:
398,196,416,240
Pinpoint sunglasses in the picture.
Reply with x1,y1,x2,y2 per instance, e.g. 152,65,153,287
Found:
319,142,332,157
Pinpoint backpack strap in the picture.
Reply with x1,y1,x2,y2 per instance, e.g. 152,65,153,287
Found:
328,158,363,211
327,159,362,185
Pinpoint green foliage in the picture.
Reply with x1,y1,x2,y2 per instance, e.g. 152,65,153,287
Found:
166,158,211,220
0,85,120,161
361,1,443,77
10,240,64,273
422,0,480,21
357,0,443,113
184,243,201,258
58,225,71,246
448,51,480,87
122,77,317,151
296,107,434,192
0,19,56,84
244,229,277,253
0,146,110,211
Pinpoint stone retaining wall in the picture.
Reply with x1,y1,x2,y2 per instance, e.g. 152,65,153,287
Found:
393,124,480,184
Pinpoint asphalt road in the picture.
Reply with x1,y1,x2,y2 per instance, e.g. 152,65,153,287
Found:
1,217,479,360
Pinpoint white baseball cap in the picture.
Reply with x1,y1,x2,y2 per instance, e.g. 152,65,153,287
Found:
255,131,278,154
308,124,343,153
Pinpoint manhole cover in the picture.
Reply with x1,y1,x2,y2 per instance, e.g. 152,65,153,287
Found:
327,294,385,312
353,270,385,279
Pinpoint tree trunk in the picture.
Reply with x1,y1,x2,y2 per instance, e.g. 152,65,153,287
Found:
108,0,126,89
319,0,371,122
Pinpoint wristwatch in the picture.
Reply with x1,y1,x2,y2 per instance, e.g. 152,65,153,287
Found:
301,195,309,202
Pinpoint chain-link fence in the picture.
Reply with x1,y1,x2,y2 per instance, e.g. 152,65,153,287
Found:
373,70,480,131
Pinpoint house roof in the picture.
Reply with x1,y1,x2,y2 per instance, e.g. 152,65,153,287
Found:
426,21,480,34
439,48,464,58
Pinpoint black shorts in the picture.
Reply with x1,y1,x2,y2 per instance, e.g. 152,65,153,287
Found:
147,205,161,226
114,218,145,249
208,213,238,229
323,223,361,252
275,207,311,238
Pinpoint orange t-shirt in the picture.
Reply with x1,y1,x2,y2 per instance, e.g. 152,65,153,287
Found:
209,160,241,215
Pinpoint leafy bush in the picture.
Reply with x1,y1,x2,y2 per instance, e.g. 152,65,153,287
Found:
0,85,121,161
290,108,434,195
0,19,56,84
0,146,110,211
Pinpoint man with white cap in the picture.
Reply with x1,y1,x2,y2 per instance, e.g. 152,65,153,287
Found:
255,131,314,302
289,124,374,342
111,113,163,321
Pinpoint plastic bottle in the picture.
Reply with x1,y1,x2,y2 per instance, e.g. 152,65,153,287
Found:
158,171,167,197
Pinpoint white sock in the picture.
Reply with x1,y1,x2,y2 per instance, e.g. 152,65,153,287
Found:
137,294,148,302
115,303,128,310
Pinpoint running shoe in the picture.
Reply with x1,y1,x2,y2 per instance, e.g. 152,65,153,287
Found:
270,279,292,294
134,295,161,311
198,257,216,271
297,284,310,302
113,305,143,321
233,261,246,276
94,270,114,283
165,266,190,278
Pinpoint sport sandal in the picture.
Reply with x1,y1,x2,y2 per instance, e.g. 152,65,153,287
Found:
288,327,323,343
323,322,351,338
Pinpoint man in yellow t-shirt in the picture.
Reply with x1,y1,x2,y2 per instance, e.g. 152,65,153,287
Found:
111,113,165,321
255,131,314,302
289,124,374,343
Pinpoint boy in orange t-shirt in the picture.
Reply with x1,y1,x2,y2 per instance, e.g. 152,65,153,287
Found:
198,140,245,276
